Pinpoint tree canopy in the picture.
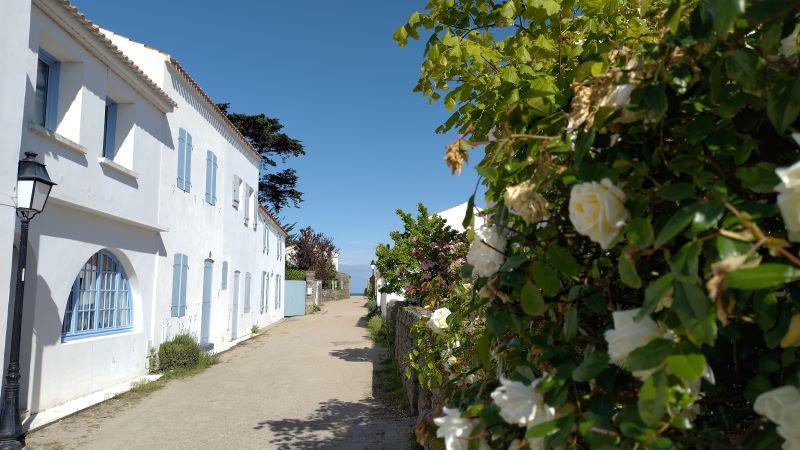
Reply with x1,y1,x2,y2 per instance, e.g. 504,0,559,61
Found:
217,102,305,213
288,226,338,282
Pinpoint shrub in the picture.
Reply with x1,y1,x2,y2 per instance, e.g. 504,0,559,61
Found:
365,296,379,318
396,1,800,448
157,334,202,371
285,269,306,281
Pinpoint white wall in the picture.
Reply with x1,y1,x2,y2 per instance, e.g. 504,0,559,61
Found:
8,4,167,413
0,0,33,371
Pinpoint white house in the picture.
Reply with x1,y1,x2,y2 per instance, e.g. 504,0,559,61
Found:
0,0,287,428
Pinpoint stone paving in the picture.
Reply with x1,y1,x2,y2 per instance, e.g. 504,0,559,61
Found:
26,296,413,449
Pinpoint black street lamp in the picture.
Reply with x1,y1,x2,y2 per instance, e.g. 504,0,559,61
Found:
0,152,55,449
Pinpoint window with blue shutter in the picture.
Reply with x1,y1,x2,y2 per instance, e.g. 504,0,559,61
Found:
232,175,240,209
177,129,192,192
102,99,118,159
221,261,228,289
171,253,188,317
262,223,267,253
244,272,251,313
260,271,266,313
205,150,218,205
35,49,60,130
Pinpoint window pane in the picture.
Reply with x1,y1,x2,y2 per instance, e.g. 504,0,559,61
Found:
35,59,49,127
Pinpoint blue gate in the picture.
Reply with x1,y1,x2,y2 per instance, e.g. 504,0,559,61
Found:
284,280,306,316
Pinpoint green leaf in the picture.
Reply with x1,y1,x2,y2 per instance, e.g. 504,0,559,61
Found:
709,0,744,36
754,290,778,331
641,84,668,122
526,418,560,438
673,282,717,346
767,78,800,133
725,49,762,89
528,0,561,15
477,332,492,369
691,201,725,233
666,353,706,380
619,253,643,289
547,245,579,277
500,0,516,19
660,183,695,201
736,163,781,193
564,307,578,342
668,241,701,282
637,273,675,319
462,194,475,229
501,254,529,271
486,309,509,336
521,281,547,316
573,350,609,382
726,264,800,289
626,218,654,249
532,263,561,297
654,205,695,248
626,338,674,372
638,372,669,426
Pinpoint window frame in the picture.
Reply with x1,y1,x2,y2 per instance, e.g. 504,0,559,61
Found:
171,253,189,317
102,98,118,159
61,250,133,341
36,49,60,130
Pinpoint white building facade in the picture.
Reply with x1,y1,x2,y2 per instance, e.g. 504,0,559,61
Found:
0,0,286,425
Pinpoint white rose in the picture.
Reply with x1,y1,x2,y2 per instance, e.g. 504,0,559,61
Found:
467,224,507,278
490,376,555,428
428,307,451,334
604,308,664,379
504,181,550,225
754,385,800,450
433,407,490,450
775,160,800,242
780,23,800,59
569,178,629,249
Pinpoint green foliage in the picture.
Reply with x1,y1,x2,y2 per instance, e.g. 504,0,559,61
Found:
251,324,259,334
157,334,204,372
285,269,306,281
216,103,304,213
367,315,387,345
395,0,800,448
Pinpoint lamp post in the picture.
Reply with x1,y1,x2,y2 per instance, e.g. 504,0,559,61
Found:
0,152,55,449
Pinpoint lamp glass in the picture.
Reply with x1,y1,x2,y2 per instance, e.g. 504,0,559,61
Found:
16,180,34,210
32,181,52,212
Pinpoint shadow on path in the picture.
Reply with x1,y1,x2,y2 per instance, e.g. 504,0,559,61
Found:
256,398,408,450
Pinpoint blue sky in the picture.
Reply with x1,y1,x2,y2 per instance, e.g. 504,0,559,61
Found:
73,0,482,293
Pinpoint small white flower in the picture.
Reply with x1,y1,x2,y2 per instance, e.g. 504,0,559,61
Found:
780,23,800,59
434,407,490,450
504,181,550,225
775,160,800,242
490,376,556,427
604,308,664,379
569,178,629,249
428,307,452,334
467,224,507,278
754,385,800,449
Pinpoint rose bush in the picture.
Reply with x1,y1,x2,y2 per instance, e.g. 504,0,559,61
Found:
394,0,800,448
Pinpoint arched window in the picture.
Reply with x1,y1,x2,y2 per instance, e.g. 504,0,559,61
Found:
62,250,132,340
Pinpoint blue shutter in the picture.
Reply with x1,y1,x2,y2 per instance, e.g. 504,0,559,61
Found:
171,254,183,317
179,254,189,316
205,150,213,204
244,273,251,313
177,129,186,190
211,153,218,205
185,132,193,191
221,261,228,289
103,99,117,159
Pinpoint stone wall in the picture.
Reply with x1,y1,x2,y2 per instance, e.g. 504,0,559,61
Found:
393,305,440,417
305,271,319,313
320,271,351,302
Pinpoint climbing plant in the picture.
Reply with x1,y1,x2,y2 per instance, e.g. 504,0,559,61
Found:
396,0,800,448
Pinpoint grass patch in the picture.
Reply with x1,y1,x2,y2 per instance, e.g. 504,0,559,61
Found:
310,303,322,314
367,315,388,346
251,324,259,334
375,352,411,416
